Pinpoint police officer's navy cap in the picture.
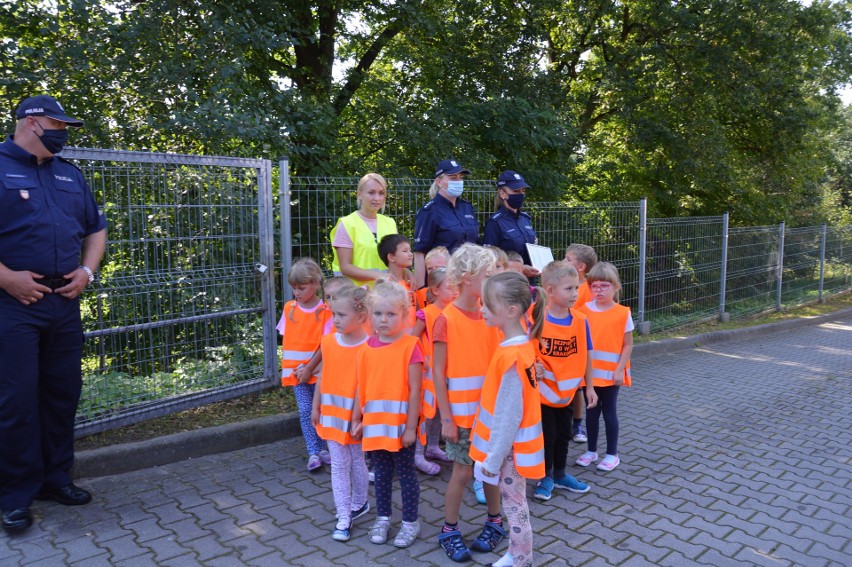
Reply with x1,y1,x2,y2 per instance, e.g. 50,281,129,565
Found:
497,170,530,190
15,95,84,127
435,159,470,178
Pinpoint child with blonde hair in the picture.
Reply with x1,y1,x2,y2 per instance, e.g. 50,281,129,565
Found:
576,262,633,471
533,261,598,502
564,243,599,443
433,243,504,562
278,258,333,471
470,271,548,567
312,286,371,541
414,246,451,309
351,281,424,548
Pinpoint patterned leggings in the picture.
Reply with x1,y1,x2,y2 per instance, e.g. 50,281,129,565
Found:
500,454,533,567
327,440,369,524
371,444,420,522
293,383,326,456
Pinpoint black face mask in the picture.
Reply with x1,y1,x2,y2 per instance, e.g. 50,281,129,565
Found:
38,127,69,154
506,193,525,210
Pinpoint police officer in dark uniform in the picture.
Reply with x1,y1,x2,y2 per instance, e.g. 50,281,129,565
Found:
483,170,540,279
413,159,480,287
0,95,107,535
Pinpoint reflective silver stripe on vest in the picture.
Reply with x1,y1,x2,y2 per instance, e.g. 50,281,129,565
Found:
591,369,614,381
281,368,293,378
542,369,582,392
362,424,405,439
470,430,489,454
321,393,355,411
447,375,485,392
515,422,542,444
363,400,408,415
423,389,435,408
476,407,494,428
282,348,316,360
593,350,620,363
451,400,480,418
538,381,573,405
515,447,545,468
320,414,350,433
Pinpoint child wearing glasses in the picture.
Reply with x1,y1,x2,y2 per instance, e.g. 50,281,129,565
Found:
575,262,634,472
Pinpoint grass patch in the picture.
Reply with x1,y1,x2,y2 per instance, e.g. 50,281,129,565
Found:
77,291,851,451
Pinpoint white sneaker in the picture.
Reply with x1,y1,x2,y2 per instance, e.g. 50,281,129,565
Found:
492,552,515,567
575,451,598,467
597,454,620,471
369,516,391,544
368,469,375,483
393,520,420,548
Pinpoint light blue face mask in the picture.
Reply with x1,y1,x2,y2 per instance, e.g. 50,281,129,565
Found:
446,180,464,197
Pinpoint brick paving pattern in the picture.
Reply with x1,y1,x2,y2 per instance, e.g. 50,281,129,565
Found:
2,315,850,566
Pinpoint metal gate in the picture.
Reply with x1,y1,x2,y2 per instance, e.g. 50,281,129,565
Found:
62,148,278,436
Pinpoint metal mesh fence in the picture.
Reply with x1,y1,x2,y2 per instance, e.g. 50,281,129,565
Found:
63,148,278,436
824,225,852,296
726,226,782,318
644,216,725,332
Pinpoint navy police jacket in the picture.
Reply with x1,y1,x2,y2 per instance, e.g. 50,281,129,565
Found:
414,193,479,254
0,137,107,277
483,206,537,264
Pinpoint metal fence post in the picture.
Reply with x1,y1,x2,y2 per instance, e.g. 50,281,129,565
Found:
637,198,650,335
258,159,279,385
818,224,827,303
719,212,730,322
776,221,785,311
279,157,293,302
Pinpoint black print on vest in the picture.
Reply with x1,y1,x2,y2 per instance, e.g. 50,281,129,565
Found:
524,364,537,389
538,335,578,358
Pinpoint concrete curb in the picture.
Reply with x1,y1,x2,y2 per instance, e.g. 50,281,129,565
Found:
73,305,852,480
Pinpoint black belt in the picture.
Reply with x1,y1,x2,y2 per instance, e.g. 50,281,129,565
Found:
35,277,70,290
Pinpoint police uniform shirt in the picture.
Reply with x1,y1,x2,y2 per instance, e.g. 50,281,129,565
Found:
413,193,479,254
0,137,107,277
483,206,537,264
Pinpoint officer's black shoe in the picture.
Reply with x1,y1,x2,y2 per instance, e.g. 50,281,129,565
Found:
2,507,33,534
35,484,92,506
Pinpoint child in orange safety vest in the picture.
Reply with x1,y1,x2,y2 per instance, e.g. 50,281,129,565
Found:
311,286,371,542
469,271,547,567
409,265,457,475
575,261,634,472
277,258,333,472
351,280,424,549
532,261,599,503
433,243,504,563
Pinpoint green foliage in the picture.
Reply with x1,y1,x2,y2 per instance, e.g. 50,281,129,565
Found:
1,0,851,224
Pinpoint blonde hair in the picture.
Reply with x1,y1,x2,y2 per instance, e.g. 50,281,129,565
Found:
428,177,442,199
541,260,579,287
287,257,325,321
424,246,450,266
446,243,496,289
369,279,412,316
482,272,548,341
489,247,509,271
426,267,449,304
566,243,598,274
329,285,369,315
506,250,524,264
587,261,622,301
323,275,355,300
356,172,388,209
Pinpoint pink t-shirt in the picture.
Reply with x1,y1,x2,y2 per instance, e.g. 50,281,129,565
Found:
276,301,334,336
332,212,378,248
366,336,425,366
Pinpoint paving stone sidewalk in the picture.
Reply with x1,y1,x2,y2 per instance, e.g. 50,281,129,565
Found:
2,315,850,566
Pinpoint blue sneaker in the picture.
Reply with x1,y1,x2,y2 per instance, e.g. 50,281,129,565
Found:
350,501,370,521
533,475,554,501
470,521,507,552
473,480,486,504
553,473,590,494
438,530,472,562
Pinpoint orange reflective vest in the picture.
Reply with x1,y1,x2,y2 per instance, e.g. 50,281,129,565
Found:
469,340,545,479
534,311,590,407
414,287,429,311
357,335,421,452
576,280,592,310
416,303,443,443
577,303,633,387
280,300,331,386
443,304,501,428
316,333,368,444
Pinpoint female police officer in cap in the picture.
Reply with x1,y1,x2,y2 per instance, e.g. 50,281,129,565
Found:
483,170,540,279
